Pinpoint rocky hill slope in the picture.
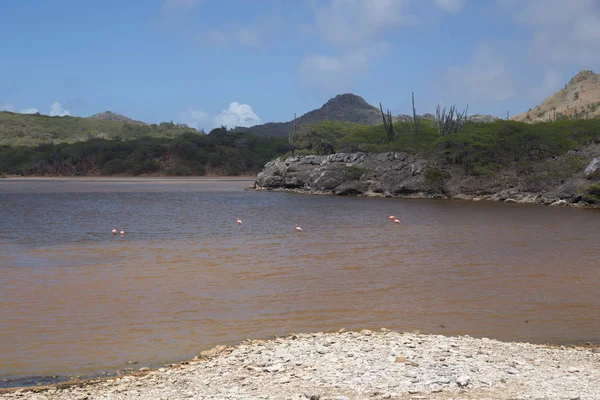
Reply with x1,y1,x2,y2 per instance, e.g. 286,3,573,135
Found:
232,93,382,137
88,111,147,125
513,70,600,122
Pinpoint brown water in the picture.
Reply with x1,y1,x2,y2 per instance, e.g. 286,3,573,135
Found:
1,178,599,383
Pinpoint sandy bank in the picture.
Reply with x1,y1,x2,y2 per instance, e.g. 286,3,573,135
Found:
1,330,598,400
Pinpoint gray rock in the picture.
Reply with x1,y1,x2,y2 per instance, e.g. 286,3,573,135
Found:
584,157,600,178
456,375,470,387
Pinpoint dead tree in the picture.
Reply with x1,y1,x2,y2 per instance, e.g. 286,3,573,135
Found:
435,104,468,137
289,113,298,156
409,91,420,134
379,102,396,142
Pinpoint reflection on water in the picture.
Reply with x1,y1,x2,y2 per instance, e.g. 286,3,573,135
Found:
1,178,599,380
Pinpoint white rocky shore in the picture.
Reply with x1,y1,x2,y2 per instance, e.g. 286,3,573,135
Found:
2,330,599,400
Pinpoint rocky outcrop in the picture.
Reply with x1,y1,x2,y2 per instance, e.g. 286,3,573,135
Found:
253,148,600,207
254,152,430,198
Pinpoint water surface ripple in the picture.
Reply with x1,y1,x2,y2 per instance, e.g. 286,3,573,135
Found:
1,178,599,380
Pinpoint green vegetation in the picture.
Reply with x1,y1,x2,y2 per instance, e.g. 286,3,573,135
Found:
289,118,600,175
423,165,445,189
0,127,288,176
343,165,370,180
580,182,600,203
2,108,600,179
0,111,199,147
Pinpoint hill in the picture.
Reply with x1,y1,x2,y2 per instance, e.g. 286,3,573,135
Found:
513,70,600,122
0,111,196,146
88,111,146,125
232,93,382,137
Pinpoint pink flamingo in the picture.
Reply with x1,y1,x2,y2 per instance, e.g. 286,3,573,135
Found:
295,224,303,232
119,230,125,235
237,218,242,225
387,214,396,220
393,218,401,224
112,228,117,235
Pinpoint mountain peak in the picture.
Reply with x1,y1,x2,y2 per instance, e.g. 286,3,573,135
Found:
323,93,371,108
88,111,146,125
230,93,381,136
568,70,600,85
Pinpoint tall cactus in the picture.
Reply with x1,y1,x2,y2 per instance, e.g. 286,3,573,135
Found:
409,91,420,134
379,102,396,142
289,113,298,156
435,104,468,136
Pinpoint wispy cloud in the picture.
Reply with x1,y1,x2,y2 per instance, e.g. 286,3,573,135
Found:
299,0,412,92
180,102,261,131
299,42,390,92
49,101,70,117
503,0,600,67
1,101,69,116
441,43,516,105
1,102,39,115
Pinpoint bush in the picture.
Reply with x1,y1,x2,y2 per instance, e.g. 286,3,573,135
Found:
424,165,445,189
580,182,600,203
343,165,369,180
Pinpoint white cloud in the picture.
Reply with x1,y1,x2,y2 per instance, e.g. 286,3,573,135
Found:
1,101,69,116
49,101,70,117
180,108,211,130
1,102,39,114
215,102,261,128
441,44,516,105
162,0,198,9
180,102,261,130
435,0,464,12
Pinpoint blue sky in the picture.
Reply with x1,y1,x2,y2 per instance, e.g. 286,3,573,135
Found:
1,0,599,130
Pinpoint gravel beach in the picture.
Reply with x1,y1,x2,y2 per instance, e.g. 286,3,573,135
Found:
2,329,598,400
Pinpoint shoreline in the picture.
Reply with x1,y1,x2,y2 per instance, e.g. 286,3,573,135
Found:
253,186,600,209
2,330,599,399
1,175,257,181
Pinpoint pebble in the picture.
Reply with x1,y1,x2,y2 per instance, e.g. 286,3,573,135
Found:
2,331,598,400
457,375,471,387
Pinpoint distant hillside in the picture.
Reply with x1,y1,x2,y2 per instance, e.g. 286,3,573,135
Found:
88,111,146,125
232,93,382,137
0,111,196,146
513,70,600,122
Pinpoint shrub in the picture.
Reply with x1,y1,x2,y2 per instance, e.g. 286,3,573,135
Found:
580,182,600,203
424,165,445,189
343,165,369,180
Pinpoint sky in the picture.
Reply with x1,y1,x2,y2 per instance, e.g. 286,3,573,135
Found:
1,0,599,131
